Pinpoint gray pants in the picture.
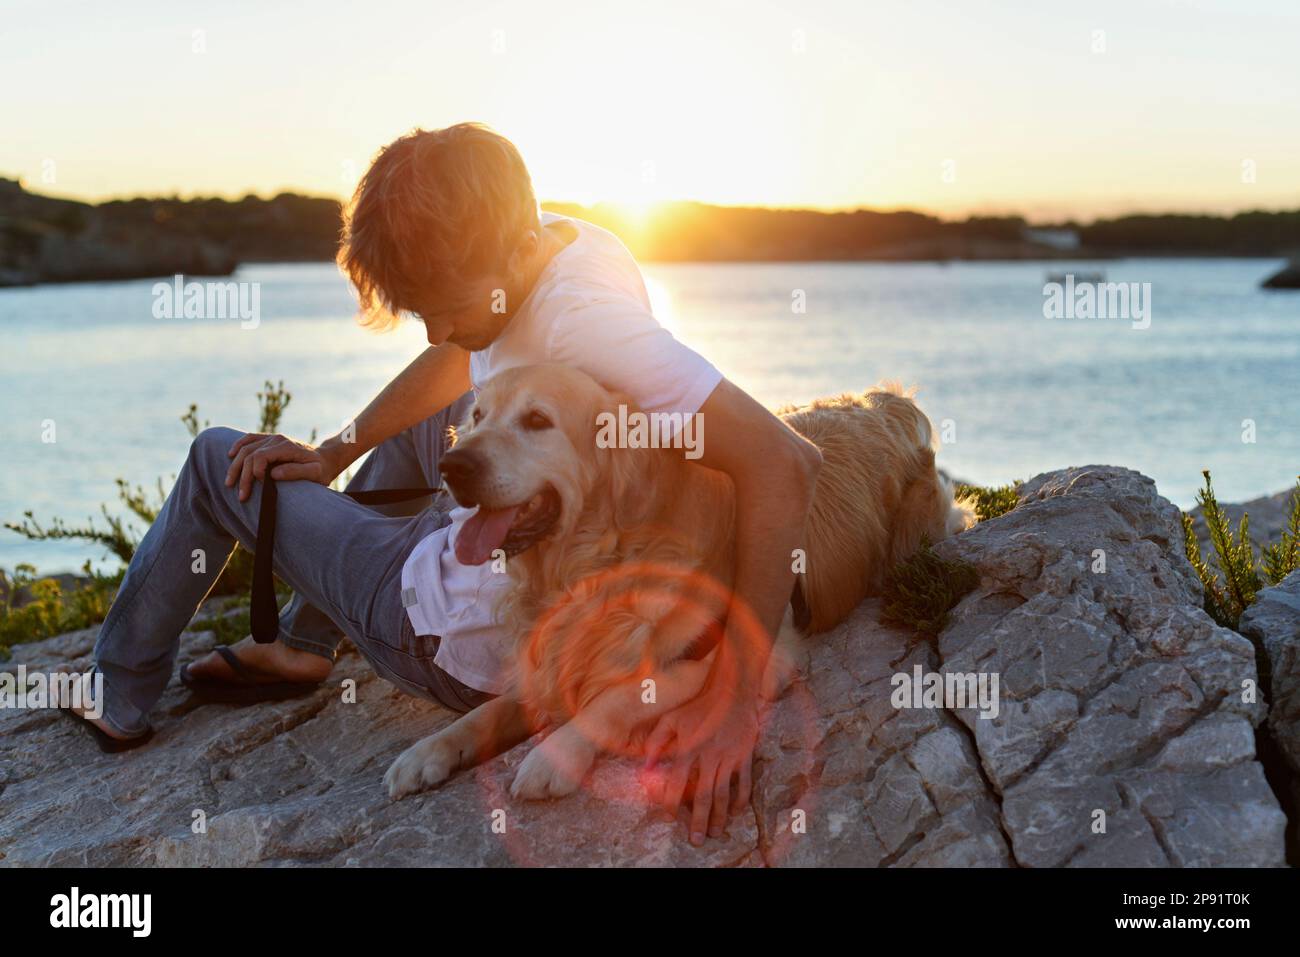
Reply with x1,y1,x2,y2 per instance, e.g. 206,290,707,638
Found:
92,392,493,737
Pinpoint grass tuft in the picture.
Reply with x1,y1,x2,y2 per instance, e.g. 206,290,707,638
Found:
880,538,981,638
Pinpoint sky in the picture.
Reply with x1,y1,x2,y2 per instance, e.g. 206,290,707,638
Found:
3,0,1299,221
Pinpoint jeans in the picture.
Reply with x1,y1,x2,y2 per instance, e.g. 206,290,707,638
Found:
91,391,495,737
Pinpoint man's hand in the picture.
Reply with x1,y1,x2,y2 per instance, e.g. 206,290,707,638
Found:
218,344,473,503
224,433,346,502
638,377,821,845
642,678,761,846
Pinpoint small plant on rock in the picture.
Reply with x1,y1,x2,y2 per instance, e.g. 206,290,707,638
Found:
0,562,122,659
1182,470,1300,630
955,481,1020,523
880,538,981,638
1261,478,1300,586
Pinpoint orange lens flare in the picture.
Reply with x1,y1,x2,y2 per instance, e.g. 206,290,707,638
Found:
458,559,824,860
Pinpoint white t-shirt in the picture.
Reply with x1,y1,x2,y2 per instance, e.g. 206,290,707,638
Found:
400,213,723,692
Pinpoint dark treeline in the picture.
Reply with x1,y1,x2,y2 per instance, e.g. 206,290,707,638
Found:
550,201,1300,260
0,178,340,285
4,176,1300,286
544,202,1036,261
1078,211,1300,255
96,192,342,261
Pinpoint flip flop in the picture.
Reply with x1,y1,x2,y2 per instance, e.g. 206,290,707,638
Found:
179,645,322,704
58,706,155,754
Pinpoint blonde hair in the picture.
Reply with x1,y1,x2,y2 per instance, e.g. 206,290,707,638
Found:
337,123,540,329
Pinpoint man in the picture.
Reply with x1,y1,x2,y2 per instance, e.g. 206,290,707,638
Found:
72,123,822,845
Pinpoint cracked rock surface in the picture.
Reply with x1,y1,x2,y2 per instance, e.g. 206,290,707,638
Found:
0,466,1288,866
1241,570,1300,777
932,466,1285,866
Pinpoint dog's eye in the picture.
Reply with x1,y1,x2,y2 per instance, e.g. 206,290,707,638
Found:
523,410,553,431
471,408,482,425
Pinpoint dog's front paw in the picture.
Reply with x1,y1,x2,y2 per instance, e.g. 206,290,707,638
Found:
384,735,457,800
510,726,596,801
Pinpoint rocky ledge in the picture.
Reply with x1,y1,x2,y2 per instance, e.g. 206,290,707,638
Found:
0,466,1293,866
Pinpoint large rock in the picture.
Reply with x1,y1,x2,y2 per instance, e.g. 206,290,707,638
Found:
1241,570,1300,773
932,466,1285,866
0,627,760,867
0,466,1288,866
750,604,1012,867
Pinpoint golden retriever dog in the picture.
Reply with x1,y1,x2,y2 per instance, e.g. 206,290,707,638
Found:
384,363,973,801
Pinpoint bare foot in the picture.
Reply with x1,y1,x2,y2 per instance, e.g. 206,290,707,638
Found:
185,636,333,685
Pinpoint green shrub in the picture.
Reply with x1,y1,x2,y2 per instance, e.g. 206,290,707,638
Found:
1182,470,1300,630
3,381,298,648
1261,479,1300,586
187,602,253,648
955,481,1020,523
5,478,167,567
188,579,292,647
880,538,981,637
0,562,122,659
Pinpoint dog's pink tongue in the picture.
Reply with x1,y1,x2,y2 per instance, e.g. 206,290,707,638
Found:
455,505,521,565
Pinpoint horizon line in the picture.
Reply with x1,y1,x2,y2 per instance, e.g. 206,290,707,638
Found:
7,175,1299,229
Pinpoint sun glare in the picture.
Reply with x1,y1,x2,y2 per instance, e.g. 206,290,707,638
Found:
611,199,660,228
641,275,678,336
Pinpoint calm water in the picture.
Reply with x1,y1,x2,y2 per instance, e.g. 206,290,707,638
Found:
2,258,1298,574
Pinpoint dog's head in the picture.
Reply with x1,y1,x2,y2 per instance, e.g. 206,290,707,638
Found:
442,363,658,566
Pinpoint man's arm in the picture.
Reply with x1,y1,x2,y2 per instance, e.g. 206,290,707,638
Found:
317,343,471,474
642,378,822,844
226,344,471,500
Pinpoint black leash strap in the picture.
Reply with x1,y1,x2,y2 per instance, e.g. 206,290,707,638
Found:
249,475,280,643
249,477,443,643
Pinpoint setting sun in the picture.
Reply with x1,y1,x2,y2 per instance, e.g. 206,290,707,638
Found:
6,0,1300,219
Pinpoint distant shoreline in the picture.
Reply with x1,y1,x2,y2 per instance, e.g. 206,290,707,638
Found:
2,252,1295,292
5,176,1300,287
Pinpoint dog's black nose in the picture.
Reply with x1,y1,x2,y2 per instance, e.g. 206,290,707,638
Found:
439,447,481,486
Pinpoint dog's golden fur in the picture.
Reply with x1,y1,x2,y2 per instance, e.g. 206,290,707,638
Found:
500,373,975,724
384,363,974,801
777,384,975,631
